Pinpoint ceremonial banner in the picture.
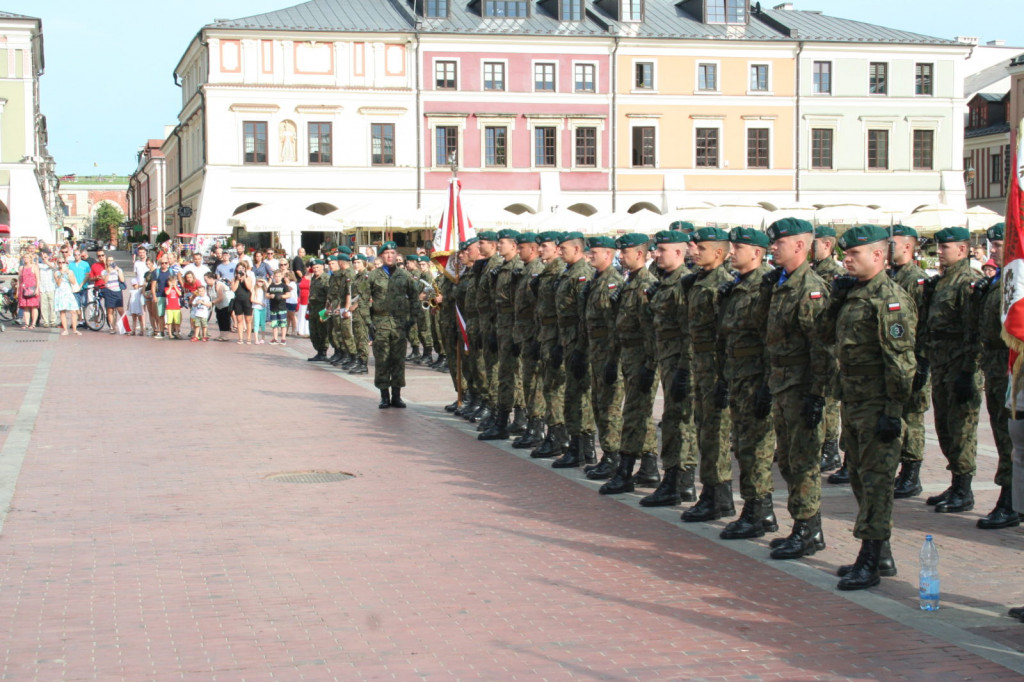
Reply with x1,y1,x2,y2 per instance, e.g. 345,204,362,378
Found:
431,177,475,281
1001,117,1024,374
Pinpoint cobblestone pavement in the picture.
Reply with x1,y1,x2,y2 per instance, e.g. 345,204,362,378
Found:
0,324,1021,680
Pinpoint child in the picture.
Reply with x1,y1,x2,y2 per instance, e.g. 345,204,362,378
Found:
252,277,268,345
190,286,211,342
266,270,289,345
164,274,183,339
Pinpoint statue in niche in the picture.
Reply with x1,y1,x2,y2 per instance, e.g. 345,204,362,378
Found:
279,120,297,162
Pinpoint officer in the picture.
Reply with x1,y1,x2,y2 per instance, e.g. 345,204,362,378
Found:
306,258,330,362
640,230,698,506
925,227,982,513
325,255,348,365
812,225,846,475
480,229,524,441
568,235,624,471
823,225,916,590
511,233,547,449
717,227,778,539
336,254,359,369
763,218,833,560
555,231,597,467
369,241,420,409
975,224,1019,528
530,232,570,459
601,233,659,495
887,225,930,497
669,220,698,270
455,238,484,418
680,227,736,523
474,231,503,432
348,254,371,375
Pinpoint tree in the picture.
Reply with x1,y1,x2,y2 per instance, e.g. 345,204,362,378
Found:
93,202,124,234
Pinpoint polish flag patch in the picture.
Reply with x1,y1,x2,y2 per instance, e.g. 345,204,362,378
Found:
888,302,901,312
578,276,587,282
916,278,926,285
608,283,617,289
809,291,822,299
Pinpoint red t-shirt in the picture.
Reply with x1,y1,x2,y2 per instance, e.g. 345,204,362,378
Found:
299,276,311,306
90,262,106,289
164,286,181,311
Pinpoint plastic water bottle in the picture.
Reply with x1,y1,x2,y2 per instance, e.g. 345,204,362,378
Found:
919,535,940,611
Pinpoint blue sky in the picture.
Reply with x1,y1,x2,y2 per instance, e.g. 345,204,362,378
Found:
5,0,1023,177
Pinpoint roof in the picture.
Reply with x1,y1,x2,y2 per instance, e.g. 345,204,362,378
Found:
964,54,1024,98
965,121,1011,139
757,8,956,45
0,11,38,20
975,92,1008,103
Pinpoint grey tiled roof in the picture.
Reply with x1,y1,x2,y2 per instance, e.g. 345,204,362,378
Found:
965,121,1010,139
757,8,956,45
207,0,413,33
0,11,38,20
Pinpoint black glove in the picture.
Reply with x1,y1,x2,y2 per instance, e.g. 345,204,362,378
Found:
831,275,859,301
529,340,541,359
550,344,563,369
475,334,484,350
875,413,902,443
568,349,586,379
680,273,698,289
953,371,976,404
912,356,929,393
801,394,825,429
670,368,690,403
645,281,661,299
713,380,730,410
488,331,499,353
369,324,376,341
761,267,783,288
510,342,521,358
638,365,657,393
529,276,540,295
603,361,618,386
718,279,737,297
753,383,773,420
404,319,414,334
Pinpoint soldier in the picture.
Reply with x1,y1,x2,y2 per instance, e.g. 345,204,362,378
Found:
601,233,659,495
887,225,930,497
763,218,833,560
305,258,330,362
403,257,424,362
440,247,467,411
455,238,484,418
568,235,624,471
924,227,982,513
480,229,524,441
530,232,570,459
680,227,736,523
640,230,698,506
812,226,845,476
475,231,503,431
823,225,916,590
336,254,359,368
669,220,698,270
975,224,1019,528
348,254,371,375
324,255,348,365
369,241,420,409
511,233,547,449
717,228,778,539
413,256,436,366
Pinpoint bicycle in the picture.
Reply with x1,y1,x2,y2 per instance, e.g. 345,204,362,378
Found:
0,283,18,331
81,284,108,331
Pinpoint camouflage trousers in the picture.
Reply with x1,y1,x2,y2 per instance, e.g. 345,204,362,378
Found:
588,349,623,454
931,363,981,476
773,386,824,521
484,333,499,405
308,305,329,354
466,326,485,397
564,345,595,437
353,315,370,363
419,307,433,352
824,397,840,443
495,327,524,411
619,346,657,456
900,410,926,464
540,342,566,426
371,321,408,389
330,315,356,355
730,374,775,501
521,341,546,420
984,355,1013,487
694,356,732,486
658,354,697,471
843,400,901,541
407,319,422,349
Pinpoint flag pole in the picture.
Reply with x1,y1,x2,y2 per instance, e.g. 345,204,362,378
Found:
449,151,463,408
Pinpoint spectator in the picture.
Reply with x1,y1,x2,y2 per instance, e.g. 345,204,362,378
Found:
190,284,211,342
36,252,57,328
284,271,298,335
252,277,268,345
267,270,289,345
150,257,173,338
231,262,254,344
215,252,236,282
53,255,81,336
142,258,157,335
17,254,40,328
163,274,183,339
101,255,125,334
232,242,252,267
292,247,307,280
297,269,311,338
89,249,107,293
252,251,273,281
126,259,145,336
204,272,232,341
207,245,224,271
182,251,209,282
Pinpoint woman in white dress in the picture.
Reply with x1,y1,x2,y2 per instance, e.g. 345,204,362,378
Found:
53,257,81,336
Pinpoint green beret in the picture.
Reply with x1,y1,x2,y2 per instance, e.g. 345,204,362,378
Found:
692,227,731,243
355,254,368,262
729,227,770,248
309,258,325,266
497,228,520,241
338,254,351,262
477,230,498,242
669,220,695,233
654,229,691,244
814,225,837,239
891,224,918,239
557,231,585,245
766,217,814,242
615,233,649,249
934,227,971,244
326,255,340,262
515,232,540,245
377,241,397,255
537,230,561,244
459,236,479,251
338,246,352,255
648,242,658,252
837,224,890,250
587,235,616,249
987,223,1005,241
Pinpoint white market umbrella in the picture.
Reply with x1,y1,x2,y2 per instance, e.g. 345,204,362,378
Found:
900,204,969,235
965,206,1004,232
698,204,769,229
527,209,594,234
227,204,340,233
765,205,817,226
600,208,665,235
813,204,886,228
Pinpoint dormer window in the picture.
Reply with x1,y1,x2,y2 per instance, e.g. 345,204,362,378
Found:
483,0,529,17
706,0,747,24
425,0,449,18
621,0,643,22
560,0,584,21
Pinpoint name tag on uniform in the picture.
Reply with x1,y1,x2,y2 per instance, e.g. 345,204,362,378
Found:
888,302,901,312
809,291,822,299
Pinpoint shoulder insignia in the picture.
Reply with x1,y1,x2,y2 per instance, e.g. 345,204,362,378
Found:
531,273,540,277
809,291,822,299
888,302,901,312
889,322,905,338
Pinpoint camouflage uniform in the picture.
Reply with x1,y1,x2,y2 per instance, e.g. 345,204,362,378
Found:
813,256,846,448
888,262,930,465
307,270,331,355
461,260,485,399
418,267,435,357
584,265,625,455
493,254,524,412
437,275,459,387
615,266,658,457
536,258,566,429
368,265,420,390
513,256,546,421
327,266,351,354
556,257,596,438
351,268,371,365
976,273,1012,487
477,254,503,406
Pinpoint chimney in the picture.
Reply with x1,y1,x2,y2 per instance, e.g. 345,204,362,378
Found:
773,2,794,8
956,36,980,45
987,40,1006,46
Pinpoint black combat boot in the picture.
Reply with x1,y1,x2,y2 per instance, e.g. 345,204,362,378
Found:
977,486,1019,528
378,388,391,409
770,512,825,560
837,539,883,591
681,482,734,523
327,350,344,365
340,354,358,370
406,346,421,361
531,423,566,459
634,453,661,488
640,466,683,507
435,356,448,372
454,393,477,417
513,418,545,449
721,496,773,539
579,432,597,466
935,473,974,513
838,540,896,578
476,407,497,432
819,439,841,472
478,410,510,440
926,474,955,506
348,359,368,374
389,387,406,408
827,456,850,485
893,461,923,499
331,351,351,366
599,454,636,495
414,348,432,365
444,399,460,413
552,435,582,468
307,351,328,362
585,451,616,480
470,403,492,425
508,408,528,436
680,467,697,502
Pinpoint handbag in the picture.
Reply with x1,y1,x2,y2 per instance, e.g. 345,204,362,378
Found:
21,285,36,298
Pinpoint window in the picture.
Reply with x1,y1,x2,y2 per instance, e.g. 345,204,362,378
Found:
484,126,508,167
560,0,583,20
425,0,448,17
813,61,831,94
484,0,528,16
308,122,332,165
869,62,888,95
371,123,395,166
243,121,268,164
535,63,556,91
969,105,987,129
575,127,597,167
622,0,643,21
635,62,654,89
632,126,655,167
912,130,933,171
750,64,769,92
534,127,557,166
867,129,889,169
992,152,1003,184
916,63,933,96
436,126,458,166
695,128,719,167
435,60,457,89
747,128,769,168
698,63,718,91
707,0,746,24
575,63,595,92
483,62,505,91
811,128,833,169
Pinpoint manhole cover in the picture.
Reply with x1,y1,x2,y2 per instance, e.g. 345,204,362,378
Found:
14,339,48,343
264,471,354,484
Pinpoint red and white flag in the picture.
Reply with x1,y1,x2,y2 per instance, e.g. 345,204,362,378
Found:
1001,116,1024,373
455,304,470,352
117,313,133,335
431,177,475,281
